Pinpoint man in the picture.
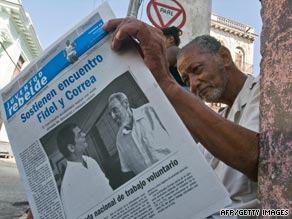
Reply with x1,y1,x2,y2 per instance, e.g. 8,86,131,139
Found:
161,26,187,87
108,92,172,175
57,123,113,219
64,40,78,64
103,19,259,218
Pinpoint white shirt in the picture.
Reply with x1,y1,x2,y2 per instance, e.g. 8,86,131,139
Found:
201,75,260,219
116,104,172,175
60,156,113,219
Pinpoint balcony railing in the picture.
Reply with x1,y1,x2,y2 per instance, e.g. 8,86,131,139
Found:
211,13,254,33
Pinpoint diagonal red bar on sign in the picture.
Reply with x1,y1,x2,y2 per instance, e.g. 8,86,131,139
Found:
152,1,183,27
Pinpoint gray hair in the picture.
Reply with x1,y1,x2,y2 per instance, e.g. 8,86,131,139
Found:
180,35,221,55
108,92,128,104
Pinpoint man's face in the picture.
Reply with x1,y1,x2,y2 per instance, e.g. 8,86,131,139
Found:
72,126,88,156
108,98,129,127
164,35,174,48
177,45,228,103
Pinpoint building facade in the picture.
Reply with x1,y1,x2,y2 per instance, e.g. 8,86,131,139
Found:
210,13,257,75
0,0,42,152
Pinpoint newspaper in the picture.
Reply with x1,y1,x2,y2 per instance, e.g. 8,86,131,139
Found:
0,2,231,219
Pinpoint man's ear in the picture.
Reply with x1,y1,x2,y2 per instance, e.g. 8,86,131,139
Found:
218,46,233,67
122,99,129,109
67,144,75,153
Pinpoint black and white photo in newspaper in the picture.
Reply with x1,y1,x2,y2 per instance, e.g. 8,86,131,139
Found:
0,2,231,219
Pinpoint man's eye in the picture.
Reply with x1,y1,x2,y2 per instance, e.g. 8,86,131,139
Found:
192,65,202,74
111,108,119,114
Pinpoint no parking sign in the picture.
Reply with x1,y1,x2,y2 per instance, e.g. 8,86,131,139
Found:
146,0,186,28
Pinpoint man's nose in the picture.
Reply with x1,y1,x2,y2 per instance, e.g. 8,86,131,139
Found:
189,74,200,93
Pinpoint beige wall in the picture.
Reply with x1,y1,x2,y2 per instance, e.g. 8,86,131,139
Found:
210,14,256,75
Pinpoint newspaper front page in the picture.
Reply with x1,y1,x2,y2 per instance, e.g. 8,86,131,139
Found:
0,3,231,219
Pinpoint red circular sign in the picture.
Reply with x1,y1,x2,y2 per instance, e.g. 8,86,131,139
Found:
146,0,186,29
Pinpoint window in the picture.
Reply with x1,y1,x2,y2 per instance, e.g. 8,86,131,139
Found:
12,55,25,78
235,47,245,70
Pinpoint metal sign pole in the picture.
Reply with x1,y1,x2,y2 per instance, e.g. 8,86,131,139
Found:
127,0,142,18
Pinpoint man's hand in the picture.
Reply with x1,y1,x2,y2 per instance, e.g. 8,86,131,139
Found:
26,209,33,219
102,18,173,85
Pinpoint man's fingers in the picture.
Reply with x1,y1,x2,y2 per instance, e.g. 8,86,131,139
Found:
102,18,124,32
26,209,33,219
103,18,134,50
104,18,151,50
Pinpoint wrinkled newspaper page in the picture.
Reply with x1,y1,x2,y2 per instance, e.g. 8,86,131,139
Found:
0,2,231,219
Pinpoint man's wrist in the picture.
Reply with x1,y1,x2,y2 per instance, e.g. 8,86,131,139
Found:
158,77,180,98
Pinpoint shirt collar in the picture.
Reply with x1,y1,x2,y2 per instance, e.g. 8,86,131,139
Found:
223,75,259,119
121,107,144,135
132,107,145,120
67,155,87,167
236,75,258,106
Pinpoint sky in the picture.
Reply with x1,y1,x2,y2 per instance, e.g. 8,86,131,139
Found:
21,0,262,74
